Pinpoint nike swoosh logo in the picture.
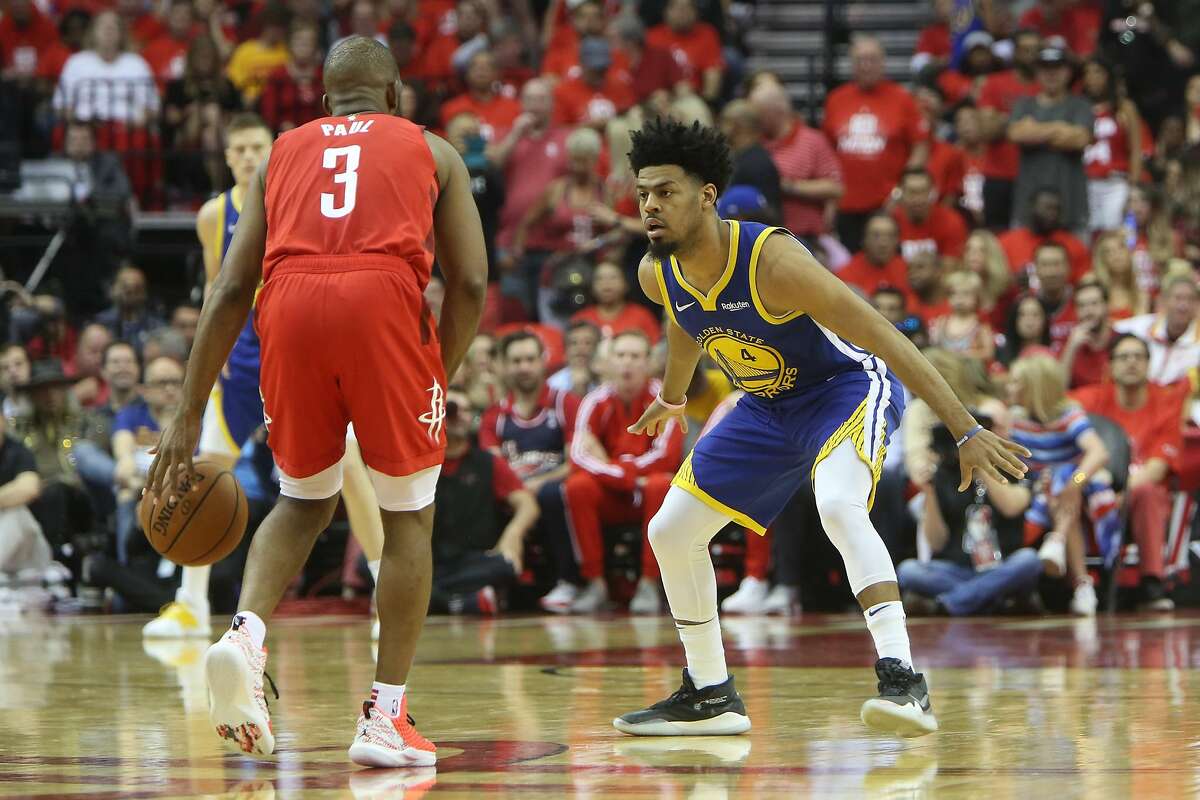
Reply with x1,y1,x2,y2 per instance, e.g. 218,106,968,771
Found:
675,301,696,312
867,606,887,616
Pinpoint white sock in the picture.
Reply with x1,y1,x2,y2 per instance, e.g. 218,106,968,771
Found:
677,617,728,689
864,601,913,670
367,559,381,586
232,610,266,650
180,566,211,613
371,681,406,717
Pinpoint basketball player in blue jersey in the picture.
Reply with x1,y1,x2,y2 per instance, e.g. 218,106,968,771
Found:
613,118,1030,739
144,113,389,640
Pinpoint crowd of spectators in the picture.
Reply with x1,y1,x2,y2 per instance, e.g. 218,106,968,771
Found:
0,0,1198,621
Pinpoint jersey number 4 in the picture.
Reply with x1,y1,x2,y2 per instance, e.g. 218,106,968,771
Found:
320,145,361,219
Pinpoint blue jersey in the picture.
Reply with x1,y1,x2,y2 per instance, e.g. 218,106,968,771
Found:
656,220,890,400
214,190,261,384
658,220,905,534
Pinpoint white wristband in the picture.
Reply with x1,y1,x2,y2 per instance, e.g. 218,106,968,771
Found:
655,393,686,411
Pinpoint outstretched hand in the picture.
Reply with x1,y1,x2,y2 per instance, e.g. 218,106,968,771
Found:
957,428,1030,491
145,412,202,501
627,397,688,437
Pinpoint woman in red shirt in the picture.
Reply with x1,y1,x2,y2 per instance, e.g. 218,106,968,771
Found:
571,261,661,342
1081,58,1143,232
1090,230,1149,319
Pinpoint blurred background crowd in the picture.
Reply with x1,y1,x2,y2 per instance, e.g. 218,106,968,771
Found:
0,0,1197,623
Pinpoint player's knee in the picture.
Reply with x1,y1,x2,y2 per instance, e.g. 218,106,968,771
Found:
647,510,677,555
564,471,601,503
815,494,869,545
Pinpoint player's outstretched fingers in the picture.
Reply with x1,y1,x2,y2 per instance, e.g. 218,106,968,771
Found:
995,444,1027,480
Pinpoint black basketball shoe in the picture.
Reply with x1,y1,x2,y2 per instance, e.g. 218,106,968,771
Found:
860,657,938,738
613,669,751,736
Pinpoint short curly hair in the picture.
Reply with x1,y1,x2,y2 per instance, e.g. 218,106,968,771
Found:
628,117,733,194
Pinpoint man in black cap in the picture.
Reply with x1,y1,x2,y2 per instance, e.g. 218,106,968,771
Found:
1007,46,1093,233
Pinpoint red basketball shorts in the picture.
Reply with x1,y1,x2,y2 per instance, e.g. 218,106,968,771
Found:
256,258,447,480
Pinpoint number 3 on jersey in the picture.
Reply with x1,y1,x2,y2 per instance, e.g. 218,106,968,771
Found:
321,145,360,219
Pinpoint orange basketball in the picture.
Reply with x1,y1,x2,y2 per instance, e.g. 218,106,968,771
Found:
139,460,249,567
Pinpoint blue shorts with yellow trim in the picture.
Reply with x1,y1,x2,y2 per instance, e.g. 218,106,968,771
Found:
673,369,904,534
199,369,264,457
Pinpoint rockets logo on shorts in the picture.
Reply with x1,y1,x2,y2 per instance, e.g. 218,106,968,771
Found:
419,380,445,441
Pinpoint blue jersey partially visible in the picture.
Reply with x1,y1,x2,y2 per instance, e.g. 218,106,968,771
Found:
656,220,892,400
656,220,905,533
216,191,261,385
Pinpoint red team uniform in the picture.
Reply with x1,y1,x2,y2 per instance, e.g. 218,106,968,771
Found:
258,113,446,480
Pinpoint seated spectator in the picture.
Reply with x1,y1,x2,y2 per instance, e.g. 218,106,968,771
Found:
837,214,908,297
998,187,1090,284
872,285,915,332
1032,241,1077,347
565,330,683,614
13,360,94,559
609,14,684,108
571,261,661,342
0,409,46,588
74,341,140,508
258,22,323,133
541,0,605,78
961,230,1013,327
162,35,243,201
441,51,522,141
93,264,166,354
646,0,724,103
1009,354,1112,616
112,355,183,564
508,127,613,319
900,430,1042,617
21,296,77,368
1073,333,1185,611
141,0,195,85
547,319,601,396
1081,57,1143,232
929,272,995,362
1114,271,1200,387
1060,278,1114,389
454,333,501,414
71,323,113,408
750,81,844,239
0,345,32,423
914,85,965,205
905,250,949,324
170,304,200,354
53,11,159,126
997,293,1053,368
430,388,539,615
479,331,581,611
933,31,996,106
225,3,289,105
336,0,387,47
718,99,782,221
893,167,967,266
140,327,190,365
1090,230,1149,319
1020,0,1098,58
1008,46,1093,235
715,185,772,224
488,19,533,92
1126,184,1178,294
553,37,636,130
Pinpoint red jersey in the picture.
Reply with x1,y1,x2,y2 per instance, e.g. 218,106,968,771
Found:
141,35,190,83
1067,338,1110,389
1084,105,1132,179
894,204,968,260
571,303,662,342
1071,383,1185,470
927,138,966,200
0,8,68,79
570,380,683,490
822,80,929,212
837,254,909,298
1019,3,1099,57
978,70,1039,180
263,114,438,287
915,22,951,59
998,227,1091,284
439,91,521,141
961,147,986,219
644,22,723,91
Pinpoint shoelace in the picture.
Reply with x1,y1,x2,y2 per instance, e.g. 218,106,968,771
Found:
361,701,416,727
650,683,697,710
876,660,917,697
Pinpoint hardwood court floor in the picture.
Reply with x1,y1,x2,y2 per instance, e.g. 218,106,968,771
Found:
3,611,1200,799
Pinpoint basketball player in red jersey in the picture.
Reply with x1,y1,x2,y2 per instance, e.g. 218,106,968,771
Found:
147,36,488,767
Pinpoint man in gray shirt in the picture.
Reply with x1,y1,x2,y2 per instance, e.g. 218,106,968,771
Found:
1008,47,1093,232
